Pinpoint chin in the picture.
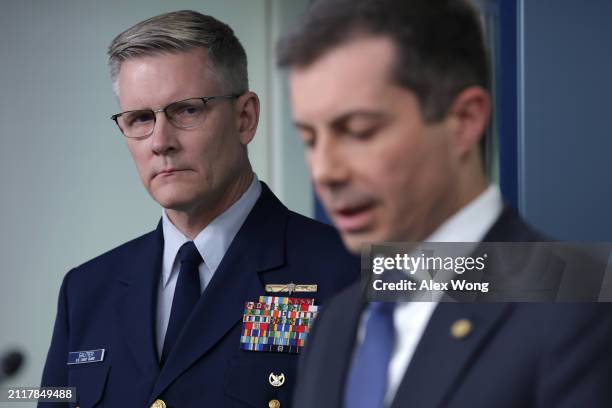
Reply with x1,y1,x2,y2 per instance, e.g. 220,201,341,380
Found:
340,233,371,255
150,189,197,211
343,227,397,254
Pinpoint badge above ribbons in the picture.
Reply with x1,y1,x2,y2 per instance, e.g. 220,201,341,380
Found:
240,296,319,354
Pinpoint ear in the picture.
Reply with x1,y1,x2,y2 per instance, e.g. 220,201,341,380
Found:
445,86,491,158
234,91,260,145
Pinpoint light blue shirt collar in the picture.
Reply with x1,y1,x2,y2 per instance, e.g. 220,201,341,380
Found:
161,174,262,288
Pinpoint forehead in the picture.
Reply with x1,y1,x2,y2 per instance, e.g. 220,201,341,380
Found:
117,48,220,109
288,36,400,121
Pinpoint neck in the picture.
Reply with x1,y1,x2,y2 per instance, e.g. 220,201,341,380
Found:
166,169,254,239
457,155,489,212
421,158,489,241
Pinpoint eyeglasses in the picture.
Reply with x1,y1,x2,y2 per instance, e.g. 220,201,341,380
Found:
110,94,239,139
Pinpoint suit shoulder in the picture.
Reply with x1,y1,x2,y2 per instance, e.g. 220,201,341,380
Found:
500,303,612,353
514,302,612,324
323,282,362,314
486,206,551,242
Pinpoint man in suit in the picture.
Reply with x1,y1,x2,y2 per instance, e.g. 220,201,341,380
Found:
40,10,357,408
277,0,612,406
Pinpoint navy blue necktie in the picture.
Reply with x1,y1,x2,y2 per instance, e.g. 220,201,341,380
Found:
161,241,202,365
344,302,396,408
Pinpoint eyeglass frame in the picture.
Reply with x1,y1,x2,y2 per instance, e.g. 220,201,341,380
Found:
110,94,240,139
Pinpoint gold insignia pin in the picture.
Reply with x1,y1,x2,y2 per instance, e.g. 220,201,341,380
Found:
265,283,318,295
450,318,473,340
268,399,281,408
269,372,286,387
151,399,167,408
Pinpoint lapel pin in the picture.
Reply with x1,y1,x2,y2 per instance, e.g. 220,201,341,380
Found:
269,372,286,387
265,283,318,295
151,399,167,408
450,318,473,340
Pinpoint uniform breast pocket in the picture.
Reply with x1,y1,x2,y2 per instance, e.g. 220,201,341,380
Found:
225,355,297,408
68,364,110,408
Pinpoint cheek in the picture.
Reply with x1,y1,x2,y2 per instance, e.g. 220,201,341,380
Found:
368,137,449,218
375,160,415,222
182,128,219,164
126,143,151,183
190,130,243,181
370,141,423,198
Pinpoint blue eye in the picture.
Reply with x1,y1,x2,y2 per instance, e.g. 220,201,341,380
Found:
173,103,204,118
184,106,199,115
135,113,154,123
125,111,154,127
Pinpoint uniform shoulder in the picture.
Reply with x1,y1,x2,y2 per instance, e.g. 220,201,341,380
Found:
65,228,158,288
285,210,342,245
284,210,358,260
284,210,360,286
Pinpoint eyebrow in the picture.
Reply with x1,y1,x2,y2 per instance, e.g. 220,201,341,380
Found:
293,110,388,131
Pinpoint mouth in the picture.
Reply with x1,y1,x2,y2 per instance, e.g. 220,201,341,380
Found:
154,168,188,179
331,202,377,233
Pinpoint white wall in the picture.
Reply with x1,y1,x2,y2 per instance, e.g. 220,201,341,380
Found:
0,0,311,396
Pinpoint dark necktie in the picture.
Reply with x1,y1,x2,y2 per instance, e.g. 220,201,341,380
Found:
343,302,396,408
161,241,202,365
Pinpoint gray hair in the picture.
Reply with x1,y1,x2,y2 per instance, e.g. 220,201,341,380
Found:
108,10,248,95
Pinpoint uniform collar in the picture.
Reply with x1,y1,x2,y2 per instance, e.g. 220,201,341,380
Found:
160,174,262,287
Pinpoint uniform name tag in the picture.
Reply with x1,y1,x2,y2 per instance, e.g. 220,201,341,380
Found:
67,349,105,365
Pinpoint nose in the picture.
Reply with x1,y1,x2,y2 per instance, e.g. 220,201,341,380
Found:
150,112,179,156
308,133,350,189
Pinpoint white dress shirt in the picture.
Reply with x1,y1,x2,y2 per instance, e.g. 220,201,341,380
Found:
375,184,504,406
155,175,262,358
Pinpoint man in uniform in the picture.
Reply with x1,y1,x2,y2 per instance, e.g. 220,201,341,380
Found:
40,10,357,408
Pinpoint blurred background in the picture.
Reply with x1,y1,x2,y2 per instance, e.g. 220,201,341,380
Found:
1,0,611,402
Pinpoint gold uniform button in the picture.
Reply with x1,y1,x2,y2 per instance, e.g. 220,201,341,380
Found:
451,318,473,340
268,399,281,408
151,399,167,408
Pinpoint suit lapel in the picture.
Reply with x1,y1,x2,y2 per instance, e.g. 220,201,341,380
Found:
150,184,287,401
482,206,541,242
390,303,512,408
318,283,366,407
115,222,164,381
389,209,530,406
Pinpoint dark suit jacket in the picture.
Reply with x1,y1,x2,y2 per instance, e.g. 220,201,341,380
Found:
39,183,359,408
292,208,612,407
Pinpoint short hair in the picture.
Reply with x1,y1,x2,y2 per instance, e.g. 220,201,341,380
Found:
277,0,488,122
108,10,248,95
